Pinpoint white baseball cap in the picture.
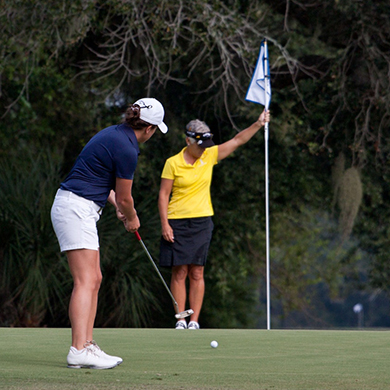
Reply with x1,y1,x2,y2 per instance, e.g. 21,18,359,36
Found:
134,98,168,134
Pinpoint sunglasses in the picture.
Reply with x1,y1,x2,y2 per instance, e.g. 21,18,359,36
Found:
185,130,214,142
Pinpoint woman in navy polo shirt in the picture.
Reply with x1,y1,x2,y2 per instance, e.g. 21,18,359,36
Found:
51,98,168,369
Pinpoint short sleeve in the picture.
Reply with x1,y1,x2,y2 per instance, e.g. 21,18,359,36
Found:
209,145,219,165
114,144,138,180
161,158,175,180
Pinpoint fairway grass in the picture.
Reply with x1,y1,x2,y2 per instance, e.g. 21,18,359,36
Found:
0,328,389,389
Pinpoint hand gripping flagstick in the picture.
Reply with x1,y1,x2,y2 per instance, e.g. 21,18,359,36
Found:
134,231,194,319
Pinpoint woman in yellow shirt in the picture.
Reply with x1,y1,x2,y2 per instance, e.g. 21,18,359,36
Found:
158,110,270,329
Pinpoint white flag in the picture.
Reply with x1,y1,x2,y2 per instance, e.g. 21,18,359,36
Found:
245,40,271,109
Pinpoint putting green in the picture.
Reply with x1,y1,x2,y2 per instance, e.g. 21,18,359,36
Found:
0,328,389,389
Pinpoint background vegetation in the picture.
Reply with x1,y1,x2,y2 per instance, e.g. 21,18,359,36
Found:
1,0,389,329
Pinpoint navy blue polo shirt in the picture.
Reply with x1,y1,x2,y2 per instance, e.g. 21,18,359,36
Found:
61,123,140,207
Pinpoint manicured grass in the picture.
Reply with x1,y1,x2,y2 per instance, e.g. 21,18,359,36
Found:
0,328,389,389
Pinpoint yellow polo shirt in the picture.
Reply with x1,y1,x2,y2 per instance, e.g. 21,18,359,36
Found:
161,146,219,219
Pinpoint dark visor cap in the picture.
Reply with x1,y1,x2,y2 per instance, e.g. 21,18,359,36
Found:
185,129,215,148
196,138,215,148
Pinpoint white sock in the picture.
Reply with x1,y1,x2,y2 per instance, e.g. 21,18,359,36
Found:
70,346,85,354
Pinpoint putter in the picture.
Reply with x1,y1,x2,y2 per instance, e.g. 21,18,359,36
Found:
134,231,194,319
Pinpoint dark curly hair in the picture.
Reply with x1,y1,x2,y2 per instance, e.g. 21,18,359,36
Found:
124,104,157,131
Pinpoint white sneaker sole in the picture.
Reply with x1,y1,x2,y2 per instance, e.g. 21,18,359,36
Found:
67,363,118,369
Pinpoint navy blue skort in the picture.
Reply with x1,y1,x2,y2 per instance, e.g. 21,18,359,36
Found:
159,217,214,267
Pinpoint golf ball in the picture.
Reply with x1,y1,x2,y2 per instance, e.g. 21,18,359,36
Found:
210,340,218,348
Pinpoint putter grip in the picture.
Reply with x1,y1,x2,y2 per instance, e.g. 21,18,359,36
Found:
134,231,141,241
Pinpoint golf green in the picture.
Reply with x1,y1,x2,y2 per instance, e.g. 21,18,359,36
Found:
0,328,389,389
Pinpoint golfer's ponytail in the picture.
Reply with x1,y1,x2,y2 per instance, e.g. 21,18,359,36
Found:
124,104,156,131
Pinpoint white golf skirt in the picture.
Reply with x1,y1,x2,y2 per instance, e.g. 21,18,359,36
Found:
51,189,102,252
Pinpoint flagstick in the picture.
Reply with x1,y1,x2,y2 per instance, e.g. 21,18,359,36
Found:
263,39,271,331
265,121,270,331
244,38,271,329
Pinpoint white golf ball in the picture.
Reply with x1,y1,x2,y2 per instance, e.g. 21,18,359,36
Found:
210,340,218,348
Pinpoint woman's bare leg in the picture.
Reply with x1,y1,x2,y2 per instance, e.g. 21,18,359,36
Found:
66,249,102,350
171,265,189,314
188,265,205,323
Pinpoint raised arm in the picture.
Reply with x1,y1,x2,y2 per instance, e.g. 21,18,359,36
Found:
158,178,174,242
217,110,270,161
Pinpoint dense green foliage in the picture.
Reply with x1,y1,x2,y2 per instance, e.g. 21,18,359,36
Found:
1,0,390,328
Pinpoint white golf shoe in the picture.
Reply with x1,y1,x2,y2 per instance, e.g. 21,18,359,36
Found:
67,346,118,369
86,340,123,365
188,321,200,330
175,320,187,329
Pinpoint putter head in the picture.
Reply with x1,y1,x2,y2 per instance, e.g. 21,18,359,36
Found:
175,309,194,319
